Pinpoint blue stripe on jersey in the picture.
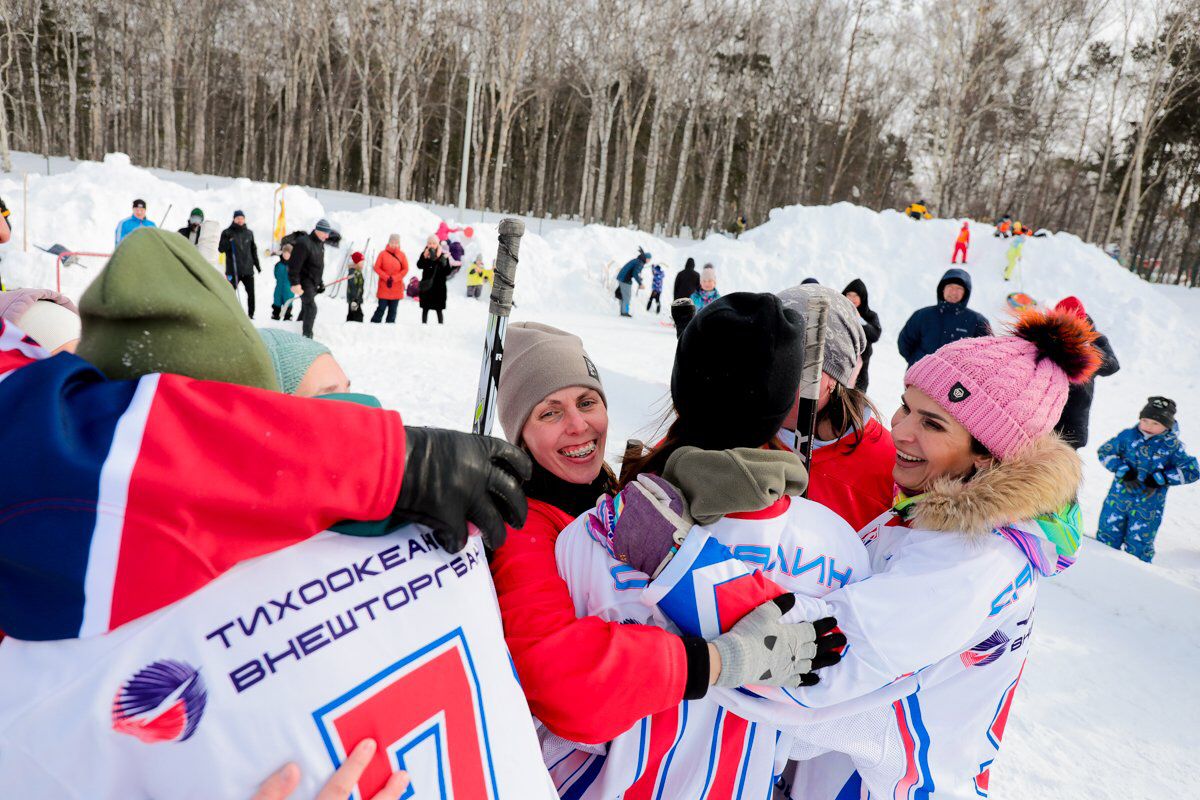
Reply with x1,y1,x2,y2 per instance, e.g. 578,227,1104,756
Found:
634,717,649,783
764,731,781,800
835,771,863,800
654,534,736,637
698,707,726,797
734,721,757,799
561,753,607,800
909,695,936,799
652,700,690,800
0,354,136,640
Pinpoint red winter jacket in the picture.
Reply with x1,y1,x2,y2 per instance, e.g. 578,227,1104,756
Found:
374,246,410,300
491,497,783,744
808,415,897,531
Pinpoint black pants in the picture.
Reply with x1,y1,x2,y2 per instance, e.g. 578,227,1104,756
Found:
422,308,444,324
371,299,399,323
229,273,256,318
299,283,318,338
646,290,662,313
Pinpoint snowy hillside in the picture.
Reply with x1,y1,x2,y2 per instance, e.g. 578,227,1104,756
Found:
2,154,1198,799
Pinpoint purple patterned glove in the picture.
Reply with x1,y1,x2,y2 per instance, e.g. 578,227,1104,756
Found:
586,475,694,577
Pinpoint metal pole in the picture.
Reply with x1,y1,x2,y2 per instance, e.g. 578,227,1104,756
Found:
457,61,476,222
22,172,28,253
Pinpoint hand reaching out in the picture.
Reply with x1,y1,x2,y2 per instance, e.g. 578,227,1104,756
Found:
252,739,410,800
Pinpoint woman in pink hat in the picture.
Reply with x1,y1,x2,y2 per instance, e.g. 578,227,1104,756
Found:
604,308,1103,799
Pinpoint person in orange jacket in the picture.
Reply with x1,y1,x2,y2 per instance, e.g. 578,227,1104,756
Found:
370,233,410,323
952,220,970,264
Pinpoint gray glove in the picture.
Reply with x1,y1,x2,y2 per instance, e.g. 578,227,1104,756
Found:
712,594,842,688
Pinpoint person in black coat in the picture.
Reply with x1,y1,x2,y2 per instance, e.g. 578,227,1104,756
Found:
177,208,204,245
287,219,332,339
843,278,881,392
897,268,991,366
218,210,261,318
1052,297,1120,448
673,257,700,301
417,235,452,324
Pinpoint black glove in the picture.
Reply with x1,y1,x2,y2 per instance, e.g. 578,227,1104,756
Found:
387,277,394,288
392,427,532,553
317,282,326,294
1122,471,1144,490
256,265,262,274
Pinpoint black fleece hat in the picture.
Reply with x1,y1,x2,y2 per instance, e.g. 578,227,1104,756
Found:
1140,396,1176,428
671,292,804,450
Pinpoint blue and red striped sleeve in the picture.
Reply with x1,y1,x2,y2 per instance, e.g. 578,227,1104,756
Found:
0,321,405,640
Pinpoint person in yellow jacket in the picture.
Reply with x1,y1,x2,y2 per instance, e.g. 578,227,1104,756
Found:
904,200,932,220
466,255,493,298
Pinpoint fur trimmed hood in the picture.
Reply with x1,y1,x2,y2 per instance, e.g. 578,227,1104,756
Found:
911,434,1081,536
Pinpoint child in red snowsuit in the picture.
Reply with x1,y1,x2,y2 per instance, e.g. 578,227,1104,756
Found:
952,221,970,263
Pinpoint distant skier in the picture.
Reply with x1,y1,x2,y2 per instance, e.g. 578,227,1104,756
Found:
952,221,970,263
690,264,720,310
994,213,1013,238
616,249,650,317
897,267,991,366
904,199,932,220
1097,397,1198,563
271,242,296,321
645,263,665,313
673,257,700,301
176,208,205,245
114,198,156,245
1003,236,1025,281
218,210,261,319
345,251,366,322
1052,296,1120,449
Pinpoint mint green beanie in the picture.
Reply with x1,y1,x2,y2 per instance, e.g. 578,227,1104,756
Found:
256,328,331,395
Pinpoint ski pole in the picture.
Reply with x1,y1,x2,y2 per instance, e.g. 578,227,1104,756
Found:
157,204,173,228
793,293,830,494
472,219,524,435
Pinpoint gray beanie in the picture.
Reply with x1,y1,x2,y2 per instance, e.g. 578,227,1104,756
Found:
775,283,866,387
497,322,606,444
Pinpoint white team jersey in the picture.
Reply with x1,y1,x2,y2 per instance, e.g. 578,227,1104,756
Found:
0,527,554,800
677,511,1041,800
547,495,869,799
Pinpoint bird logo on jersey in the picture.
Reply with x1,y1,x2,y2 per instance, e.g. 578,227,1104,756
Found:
959,630,1010,668
111,660,208,744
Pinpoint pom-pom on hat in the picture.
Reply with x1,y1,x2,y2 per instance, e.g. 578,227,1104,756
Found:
904,308,1102,459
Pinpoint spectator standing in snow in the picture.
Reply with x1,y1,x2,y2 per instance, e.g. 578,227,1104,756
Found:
417,235,451,324
466,255,492,298
673,257,700,301
903,200,931,220
271,243,296,320
1052,296,1119,449
897,267,991,366
371,233,408,323
1097,397,1199,563
952,221,970,263
645,263,665,313
114,198,156,245
690,264,720,310
778,283,896,530
288,219,332,339
345,251,366,322
219,210,261,319
842,278,881,392
257,328,351,398
177,208,205,245
615,250,650,317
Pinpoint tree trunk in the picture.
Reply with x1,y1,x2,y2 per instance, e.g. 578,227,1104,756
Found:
666,104,696,234
638,99,665,230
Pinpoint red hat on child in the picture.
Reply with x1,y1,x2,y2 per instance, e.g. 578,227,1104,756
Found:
350,252,365,264
1055,296,1086,319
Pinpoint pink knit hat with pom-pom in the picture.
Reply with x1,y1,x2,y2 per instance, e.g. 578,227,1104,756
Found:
905,309,1102,459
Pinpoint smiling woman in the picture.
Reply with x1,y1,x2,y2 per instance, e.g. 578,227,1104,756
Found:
891,386,993,492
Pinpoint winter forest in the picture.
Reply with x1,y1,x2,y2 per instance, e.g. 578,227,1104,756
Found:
1,0,1199,284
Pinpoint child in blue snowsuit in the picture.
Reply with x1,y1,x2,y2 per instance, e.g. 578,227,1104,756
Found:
645,264,665,313
271,243,296,321
1097,396,1198,562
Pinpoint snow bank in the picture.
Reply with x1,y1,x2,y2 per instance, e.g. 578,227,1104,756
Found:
1,154,1198,799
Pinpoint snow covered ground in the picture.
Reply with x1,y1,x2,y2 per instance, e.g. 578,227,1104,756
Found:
2,153,1198,799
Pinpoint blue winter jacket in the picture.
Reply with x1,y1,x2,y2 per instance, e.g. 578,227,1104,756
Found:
897,268,992,366
617,257,646,286
651,265,665,293
273,261,295,306
114,215,156,246
1098,424,1199,489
